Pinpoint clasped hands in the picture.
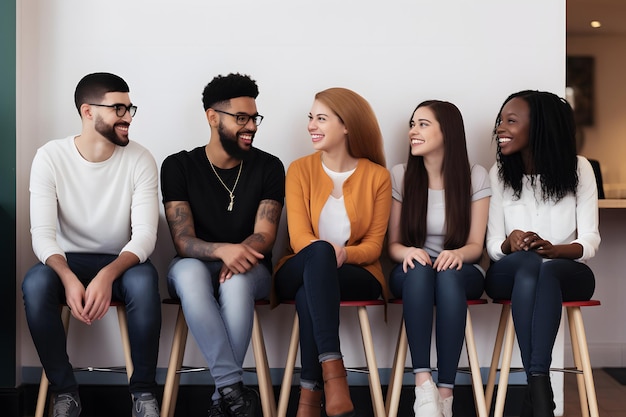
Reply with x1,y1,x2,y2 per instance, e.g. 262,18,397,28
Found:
507,229,558,258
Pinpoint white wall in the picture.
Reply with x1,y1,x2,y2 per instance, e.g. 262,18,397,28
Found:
16,0,570,411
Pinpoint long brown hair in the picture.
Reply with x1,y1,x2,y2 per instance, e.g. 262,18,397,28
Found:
315,88,386,167
400,100,471,249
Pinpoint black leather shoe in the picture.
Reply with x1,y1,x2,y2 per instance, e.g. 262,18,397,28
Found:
520,385,533,417
208,400,226,417
529,375,555,417
218,382,261,417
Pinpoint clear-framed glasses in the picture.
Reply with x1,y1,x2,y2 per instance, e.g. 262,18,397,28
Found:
214,109,264,126
89,103,138,117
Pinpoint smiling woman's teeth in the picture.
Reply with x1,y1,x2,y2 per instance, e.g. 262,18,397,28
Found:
498,137,512,143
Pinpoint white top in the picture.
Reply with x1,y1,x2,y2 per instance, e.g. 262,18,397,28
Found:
29,136,159,263
486,155,600,262
318,163,354,247
391,164,491,257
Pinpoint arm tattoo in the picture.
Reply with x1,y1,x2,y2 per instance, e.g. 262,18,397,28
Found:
245,233,266,246
257,199,282,225
169,205,194,240
165,201,221,259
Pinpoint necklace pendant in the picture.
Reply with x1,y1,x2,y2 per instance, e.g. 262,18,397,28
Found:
227,195,234,211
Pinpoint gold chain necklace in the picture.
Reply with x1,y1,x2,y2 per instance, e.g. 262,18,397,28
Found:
208,159,243,211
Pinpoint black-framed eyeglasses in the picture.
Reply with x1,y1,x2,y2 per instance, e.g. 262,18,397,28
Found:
214,109,264,126
89,103,138,118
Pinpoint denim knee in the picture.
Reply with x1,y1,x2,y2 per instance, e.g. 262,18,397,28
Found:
167,257,215,299
390,262,436,300
219,264,271,302
23,263,64,313
116,262,160,301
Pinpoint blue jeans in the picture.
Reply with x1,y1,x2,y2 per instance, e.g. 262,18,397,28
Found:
274,241,382,388
22,253,161,395
389,261,484,388
167,257,271,400
485,251,595,376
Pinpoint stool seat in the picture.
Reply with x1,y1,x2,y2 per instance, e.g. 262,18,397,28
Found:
36,302,132,417
485,299,601,417
277,299,386,417
389,298,488,306
493,299,601,308
385,299,489,417
161,298,276,417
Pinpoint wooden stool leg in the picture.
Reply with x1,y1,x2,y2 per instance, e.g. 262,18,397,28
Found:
116,305,133,382
568,307,600,417
568,307,589,417
385,319,407,417
277,313,300,417
485,303,509,411
252,308,277,417
493,307,515,417
465,308,488,417
35,371,50,417
161,306,189,417
356,306,385,417
35,307,72,417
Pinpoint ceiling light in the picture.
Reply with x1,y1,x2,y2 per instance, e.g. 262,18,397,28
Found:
590,20,602,28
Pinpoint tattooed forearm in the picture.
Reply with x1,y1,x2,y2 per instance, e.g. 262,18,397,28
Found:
244,233,266,246
165,201,222,260
257,199,282,225
182,240,223,260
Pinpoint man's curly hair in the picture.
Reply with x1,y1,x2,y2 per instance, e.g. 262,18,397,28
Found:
202,73,259,111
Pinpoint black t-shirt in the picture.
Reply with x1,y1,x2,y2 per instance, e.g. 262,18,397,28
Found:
161,146,285,268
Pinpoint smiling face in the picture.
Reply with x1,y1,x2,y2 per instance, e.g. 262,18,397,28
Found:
408,105,444,158
496,96,531,156
307,99,348,154
92,92,132,147
215,96,258,158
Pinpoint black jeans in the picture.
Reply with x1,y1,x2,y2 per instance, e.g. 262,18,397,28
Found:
274,241,381,385
485,251,594,376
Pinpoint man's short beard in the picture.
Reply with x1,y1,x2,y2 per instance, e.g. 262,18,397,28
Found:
95,115,129,147
218,123,250,160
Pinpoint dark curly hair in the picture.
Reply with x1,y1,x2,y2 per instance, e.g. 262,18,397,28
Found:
202,73,259,111
494,90,578,202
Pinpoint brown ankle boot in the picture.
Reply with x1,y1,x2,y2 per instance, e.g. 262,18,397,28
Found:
321,359,355,417
296,388,322,417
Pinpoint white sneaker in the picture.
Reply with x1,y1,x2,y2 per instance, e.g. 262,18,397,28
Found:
414,379,443,417
441,395,453,417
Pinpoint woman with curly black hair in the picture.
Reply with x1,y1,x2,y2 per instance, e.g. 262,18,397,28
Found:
485,90,601,416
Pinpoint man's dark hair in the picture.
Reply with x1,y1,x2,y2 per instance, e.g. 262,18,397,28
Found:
74,72,130,116
202,73,259,111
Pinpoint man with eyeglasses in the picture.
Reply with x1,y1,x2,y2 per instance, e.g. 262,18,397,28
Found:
160,73,285,417
23,72,161,417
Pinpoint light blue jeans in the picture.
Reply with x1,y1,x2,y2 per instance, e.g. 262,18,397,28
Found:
167,257,271,400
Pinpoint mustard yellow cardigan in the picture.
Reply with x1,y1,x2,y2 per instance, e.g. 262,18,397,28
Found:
274,152,392,301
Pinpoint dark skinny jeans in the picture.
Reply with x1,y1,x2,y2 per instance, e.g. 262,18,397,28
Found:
274,241,382,387
389,261,484,388
22,253,162,395
485,251,594,376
